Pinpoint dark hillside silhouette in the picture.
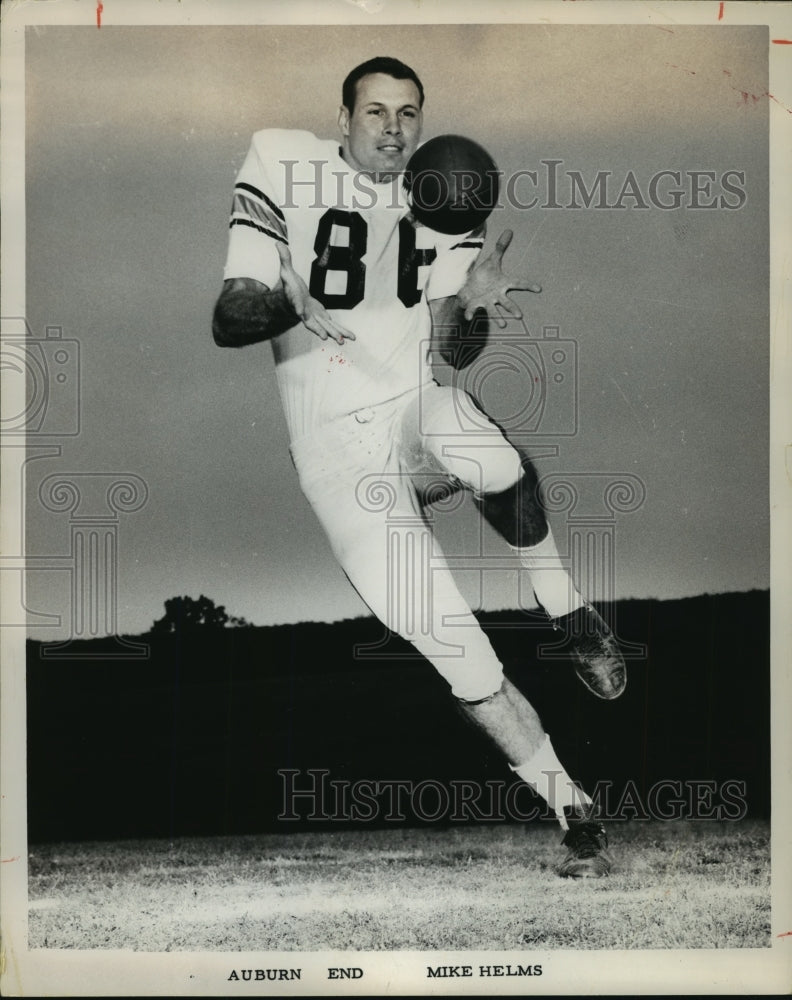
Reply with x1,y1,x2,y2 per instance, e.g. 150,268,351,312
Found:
26,591,769,842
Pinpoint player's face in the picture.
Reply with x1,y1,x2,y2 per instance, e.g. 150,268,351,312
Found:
339,73,423,181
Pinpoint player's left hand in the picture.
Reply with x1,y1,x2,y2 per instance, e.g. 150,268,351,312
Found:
457,230,541,329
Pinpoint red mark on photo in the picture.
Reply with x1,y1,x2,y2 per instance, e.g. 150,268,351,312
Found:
1,856,20,864
772,39,792,45
763,92,789,113
729,82,792,114
96,1,103,28
718,2,724,20
777,931,792,938
666,63,696,76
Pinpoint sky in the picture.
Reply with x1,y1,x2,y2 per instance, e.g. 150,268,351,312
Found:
16,20,771,637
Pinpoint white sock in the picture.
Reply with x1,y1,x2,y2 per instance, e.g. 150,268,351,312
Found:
510,526,585,619
510,734,591,829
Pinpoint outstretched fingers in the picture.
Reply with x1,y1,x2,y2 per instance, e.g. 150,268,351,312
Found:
494,293,523,320
276,241,355,344
325,319,356,345
275,240,294,270
464,287,524,326
492,229,514,263
509,277,543,294
306,312,356,345
490,230,542,293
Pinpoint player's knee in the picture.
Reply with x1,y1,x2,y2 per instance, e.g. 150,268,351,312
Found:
478,450,523,495
478,448,541,497
475,462,547,548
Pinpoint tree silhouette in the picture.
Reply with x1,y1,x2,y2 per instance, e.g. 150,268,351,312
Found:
152,594,249,633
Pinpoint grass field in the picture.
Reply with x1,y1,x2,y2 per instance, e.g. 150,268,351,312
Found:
27,819,770,951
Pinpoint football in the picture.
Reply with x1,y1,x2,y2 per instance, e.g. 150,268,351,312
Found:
405,134,500,235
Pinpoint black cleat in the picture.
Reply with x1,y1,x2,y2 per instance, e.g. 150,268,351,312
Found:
549,603,627,700
557,805,612,879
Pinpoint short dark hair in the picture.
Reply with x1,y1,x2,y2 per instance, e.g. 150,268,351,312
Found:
342,57,425,113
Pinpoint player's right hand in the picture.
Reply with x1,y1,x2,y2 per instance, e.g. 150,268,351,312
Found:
276,243,356,345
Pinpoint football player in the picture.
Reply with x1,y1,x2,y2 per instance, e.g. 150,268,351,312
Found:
213,56,625,878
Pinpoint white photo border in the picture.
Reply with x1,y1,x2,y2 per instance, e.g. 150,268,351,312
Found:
2,0,790,995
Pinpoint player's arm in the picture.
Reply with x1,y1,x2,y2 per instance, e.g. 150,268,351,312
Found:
214,131,355,349
212,277,299,347
213,244,355,348
428,297,489,369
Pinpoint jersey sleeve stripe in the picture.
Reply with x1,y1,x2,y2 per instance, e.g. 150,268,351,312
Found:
235,182,286,223
450,239,485,250
229,217,288,245
230,187,288,243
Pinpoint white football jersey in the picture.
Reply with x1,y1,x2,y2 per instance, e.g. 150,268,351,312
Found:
223,129,484,439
